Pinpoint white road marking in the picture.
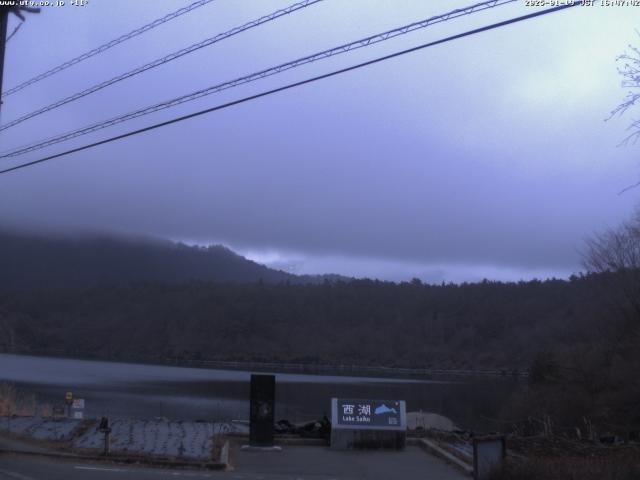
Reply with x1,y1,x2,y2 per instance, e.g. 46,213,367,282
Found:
0,469,36,480
73,465,215,477
74,466,127,472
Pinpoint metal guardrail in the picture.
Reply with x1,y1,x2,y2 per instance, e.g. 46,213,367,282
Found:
0,348,529,378
158,359,530,378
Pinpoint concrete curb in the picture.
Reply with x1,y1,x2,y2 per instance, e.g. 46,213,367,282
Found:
0,447,229,471
411,438,474,476
226,433,327,447
439,440,474,465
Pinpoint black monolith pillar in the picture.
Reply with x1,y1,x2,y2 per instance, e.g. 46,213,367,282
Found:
249,374,275,446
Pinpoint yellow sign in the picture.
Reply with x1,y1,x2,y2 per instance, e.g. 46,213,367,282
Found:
65,391,73,403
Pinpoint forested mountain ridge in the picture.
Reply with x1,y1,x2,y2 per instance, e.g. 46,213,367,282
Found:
0,230,341,289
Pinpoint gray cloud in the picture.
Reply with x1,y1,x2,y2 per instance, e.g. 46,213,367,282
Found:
0,0,638,281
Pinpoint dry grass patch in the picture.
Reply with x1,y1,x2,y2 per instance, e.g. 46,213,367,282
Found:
492,455,640,480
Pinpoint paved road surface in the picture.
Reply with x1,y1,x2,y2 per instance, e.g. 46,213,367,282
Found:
0,456,221,480
0,446,467,480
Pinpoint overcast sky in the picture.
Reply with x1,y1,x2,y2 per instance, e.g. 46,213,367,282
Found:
0,0,639,283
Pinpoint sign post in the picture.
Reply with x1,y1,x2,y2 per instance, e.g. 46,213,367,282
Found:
64,391,73,418
330,398,406,450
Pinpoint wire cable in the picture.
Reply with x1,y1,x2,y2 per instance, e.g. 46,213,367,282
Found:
1,0,217,98
0,0,518,155
0,0,323,133
0,4,580,177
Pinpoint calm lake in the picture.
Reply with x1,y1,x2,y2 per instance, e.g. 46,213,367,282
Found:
0,353,519,431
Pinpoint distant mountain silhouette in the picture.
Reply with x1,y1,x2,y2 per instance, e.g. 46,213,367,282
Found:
0,230,346,290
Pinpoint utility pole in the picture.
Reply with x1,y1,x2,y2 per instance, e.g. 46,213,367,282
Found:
0,8,9,116
0,4,40,117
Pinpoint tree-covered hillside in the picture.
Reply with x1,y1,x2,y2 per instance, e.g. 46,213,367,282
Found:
0,275,613,369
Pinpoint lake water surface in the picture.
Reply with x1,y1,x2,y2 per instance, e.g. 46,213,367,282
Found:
0,354,518,431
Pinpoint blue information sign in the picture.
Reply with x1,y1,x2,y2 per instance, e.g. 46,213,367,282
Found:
336,399,402,427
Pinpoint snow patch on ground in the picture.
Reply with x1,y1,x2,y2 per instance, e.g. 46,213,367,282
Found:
406,411,456,431
0,416,82,441
0,417,245,461
74,419,215,459
74,419,241,460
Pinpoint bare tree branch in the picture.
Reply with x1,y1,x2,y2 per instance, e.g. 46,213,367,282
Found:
583,211,640,324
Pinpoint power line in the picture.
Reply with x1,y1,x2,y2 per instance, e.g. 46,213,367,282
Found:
0,0,323,133
0,0,217,98
0,3,579,177
0,0,518,156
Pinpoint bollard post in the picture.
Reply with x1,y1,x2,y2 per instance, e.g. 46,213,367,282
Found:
98,416,111,455
104,429,110,455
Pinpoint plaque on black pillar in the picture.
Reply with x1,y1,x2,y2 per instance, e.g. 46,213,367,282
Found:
249,374,275,446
